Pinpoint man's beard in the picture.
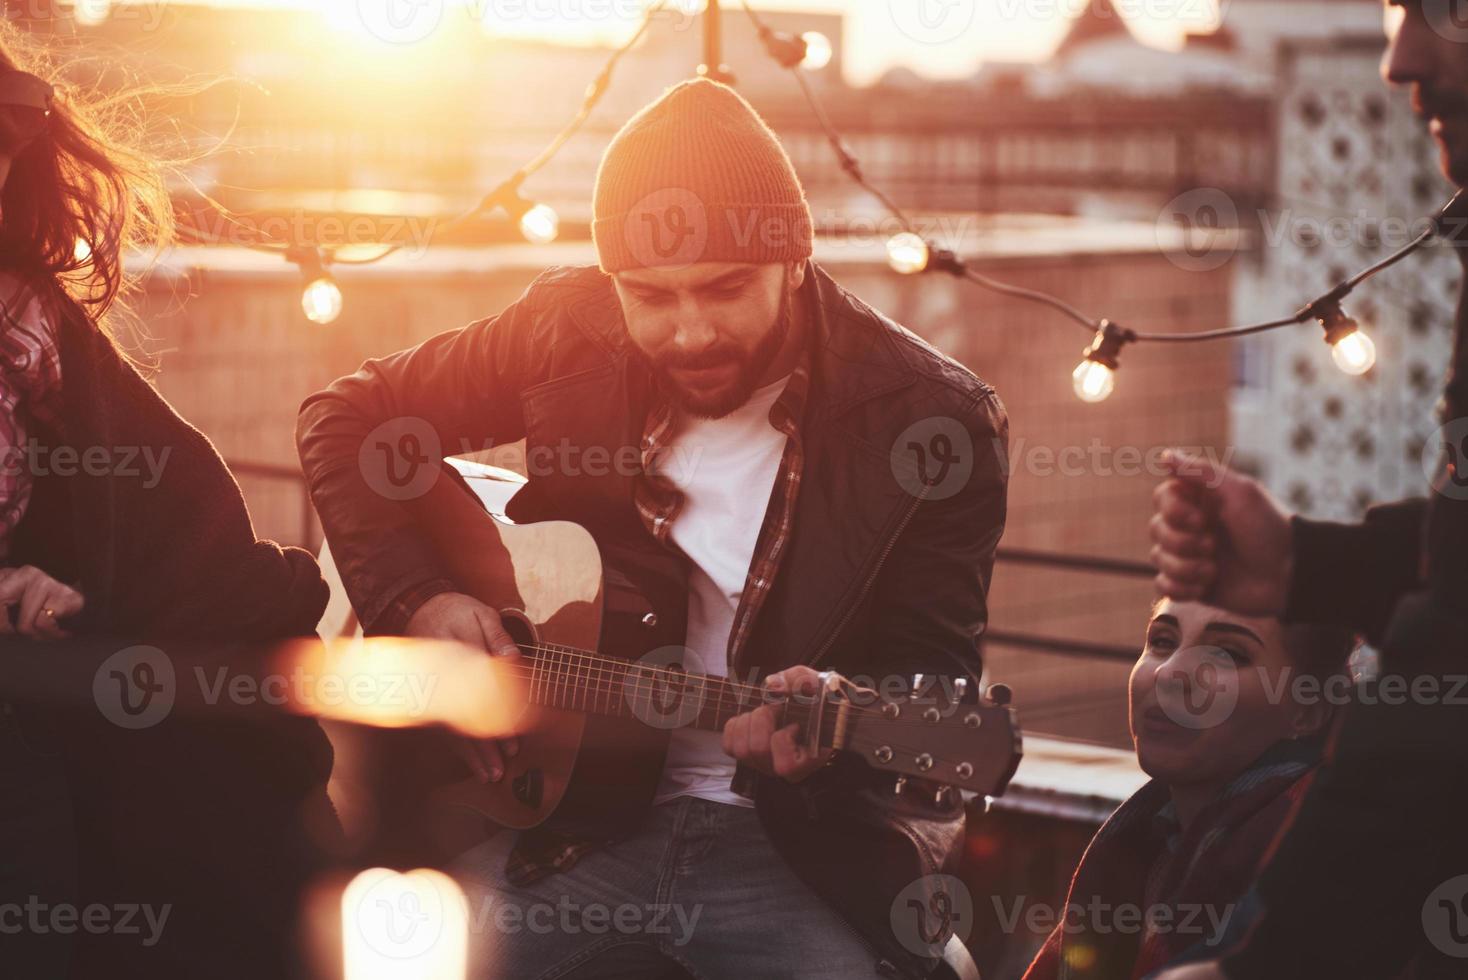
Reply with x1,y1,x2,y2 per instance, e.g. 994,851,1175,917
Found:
641,279,795,420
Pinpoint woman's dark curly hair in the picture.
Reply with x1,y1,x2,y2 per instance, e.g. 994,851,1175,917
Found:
0,21,174,333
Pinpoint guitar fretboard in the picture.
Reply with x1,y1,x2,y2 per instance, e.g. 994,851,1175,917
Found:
525,645,840,744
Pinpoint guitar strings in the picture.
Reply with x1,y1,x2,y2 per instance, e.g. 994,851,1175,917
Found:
482,642,993,732
513,636,969,717
482,650,999,772
485,654,994,771
507,641,965,723
502,651,984,731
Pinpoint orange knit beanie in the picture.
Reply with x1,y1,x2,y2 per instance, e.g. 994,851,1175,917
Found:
592,78,814,273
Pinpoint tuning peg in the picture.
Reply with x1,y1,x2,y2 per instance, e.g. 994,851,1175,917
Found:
934,786,952,807
909,673,924,700
952,677,968,702
894,775,907,796
987,683,1012,707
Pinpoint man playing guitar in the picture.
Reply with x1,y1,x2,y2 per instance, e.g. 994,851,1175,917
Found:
298,78,1010,980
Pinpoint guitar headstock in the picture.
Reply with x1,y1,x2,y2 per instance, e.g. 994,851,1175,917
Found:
836,675,1022,798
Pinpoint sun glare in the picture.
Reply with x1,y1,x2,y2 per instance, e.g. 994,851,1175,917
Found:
78,0,1230,81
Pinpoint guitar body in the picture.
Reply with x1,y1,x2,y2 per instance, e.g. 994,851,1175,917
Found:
407,464,683,836
369,459,1019,865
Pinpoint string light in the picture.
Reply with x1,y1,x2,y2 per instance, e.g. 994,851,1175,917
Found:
482,181,560,245
752,20,832,71
291,247,343,325
1318,305,1377,376
887,233,929,275
179,2,669,321
799,32,833,71
180,0,1465,373
738,0,1468,402
518,202,560,245
301,277,343,325
1073,320,1134,404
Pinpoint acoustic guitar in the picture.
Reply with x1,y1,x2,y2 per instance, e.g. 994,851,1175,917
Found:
394,458,1023,838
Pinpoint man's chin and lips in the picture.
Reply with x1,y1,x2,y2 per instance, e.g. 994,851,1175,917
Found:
647,308,788,418
657,351,749,418
641,275,794,419
1416,89,1468,186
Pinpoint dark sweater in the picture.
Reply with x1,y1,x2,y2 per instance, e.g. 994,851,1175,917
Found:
6,290,336,979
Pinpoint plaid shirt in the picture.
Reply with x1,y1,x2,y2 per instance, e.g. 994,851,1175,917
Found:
505,347,814,886
0,282,63,560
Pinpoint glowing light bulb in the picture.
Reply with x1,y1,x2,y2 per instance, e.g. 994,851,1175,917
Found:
800,32,833,71
1073,359,1116,403
519,203,559,245
302,277,343,325
887,233,930,275
72,0,111,26
1330,328,1377,376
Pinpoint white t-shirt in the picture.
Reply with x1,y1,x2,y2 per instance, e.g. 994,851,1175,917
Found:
650,376,790,807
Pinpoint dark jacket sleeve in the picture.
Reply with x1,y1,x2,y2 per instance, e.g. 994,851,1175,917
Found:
45,302,331,643
296,277,545,633
1283,498,1428,646
1219,591,1468,980
865,386,1010,685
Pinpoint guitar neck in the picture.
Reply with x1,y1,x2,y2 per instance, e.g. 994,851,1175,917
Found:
526,647,841,746
521,644,1022,798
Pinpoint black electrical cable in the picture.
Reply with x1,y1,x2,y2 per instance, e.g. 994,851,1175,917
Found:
738,0,1464,350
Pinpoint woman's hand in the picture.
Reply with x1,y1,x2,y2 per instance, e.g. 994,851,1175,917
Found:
0,565,84,639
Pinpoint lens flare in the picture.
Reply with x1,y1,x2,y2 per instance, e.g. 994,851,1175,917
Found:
342,868,467,980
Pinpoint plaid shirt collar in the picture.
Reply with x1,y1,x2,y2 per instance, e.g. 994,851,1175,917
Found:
634,344,814,665
635,354,811,542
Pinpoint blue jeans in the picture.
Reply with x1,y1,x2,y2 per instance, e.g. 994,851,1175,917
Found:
455,796,887,980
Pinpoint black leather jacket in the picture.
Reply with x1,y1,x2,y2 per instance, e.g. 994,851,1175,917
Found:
297,260,1010,978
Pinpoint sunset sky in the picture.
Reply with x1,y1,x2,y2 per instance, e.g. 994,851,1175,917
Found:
149,0,1226,84
472,0,1223,81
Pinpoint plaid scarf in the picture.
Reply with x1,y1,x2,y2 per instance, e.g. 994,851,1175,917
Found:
1024,739,1320,980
